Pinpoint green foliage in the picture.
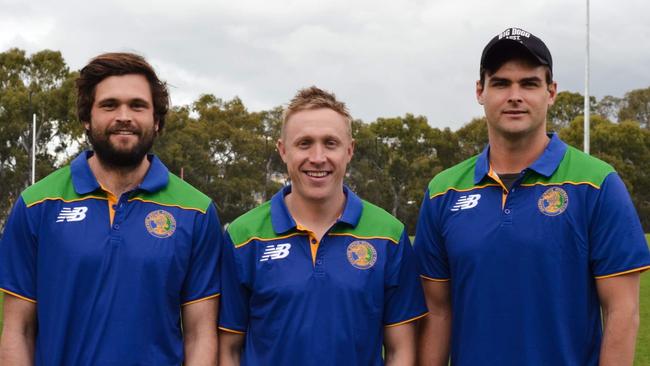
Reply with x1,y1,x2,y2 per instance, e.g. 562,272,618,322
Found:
348,114,453,233
548,91,595,131
0,48,79,227
455,117,488,157
619,87,650,128
0,47,649,235
154,97,284,224
1,48,650,360
560,116,650,229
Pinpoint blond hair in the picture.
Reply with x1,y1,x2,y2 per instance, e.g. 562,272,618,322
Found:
281,86,352,138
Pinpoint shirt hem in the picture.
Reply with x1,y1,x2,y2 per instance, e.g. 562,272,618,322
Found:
0,287,37,303
594,265,650,279
181,292,220,306
385,311,429,328
420,274,450,282
218,326,246,334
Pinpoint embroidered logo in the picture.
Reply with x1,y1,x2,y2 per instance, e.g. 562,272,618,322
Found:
451,194,481,211
56,207,88,222
260,243,292,262
538,187,569,216
144,210,177,238
346,241,377,270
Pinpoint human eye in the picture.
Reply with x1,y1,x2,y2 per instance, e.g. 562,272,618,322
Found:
131,100,149,111
297,139,311,149
489,79,509,88
98,100,117,110
325,138,340,148
521,78,542,89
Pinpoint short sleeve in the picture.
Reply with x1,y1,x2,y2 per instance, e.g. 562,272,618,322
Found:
181,202,223,304
218,232,251,333
413,189,450,281
590,173,650,278
383,230,428,326
0,196,38,302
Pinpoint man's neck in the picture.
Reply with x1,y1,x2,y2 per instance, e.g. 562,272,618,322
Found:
284,190,346,241
88,154,150,198
488,131,550,174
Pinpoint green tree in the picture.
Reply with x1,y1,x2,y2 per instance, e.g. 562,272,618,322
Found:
547,91,595,131
0,48,78,230
618,87,650,128
161,95,284,224
349,115,443,233
455,117,488,158
559,116,650,230
594,95,622,122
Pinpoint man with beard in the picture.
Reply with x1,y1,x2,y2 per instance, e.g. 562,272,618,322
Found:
0,53,222,365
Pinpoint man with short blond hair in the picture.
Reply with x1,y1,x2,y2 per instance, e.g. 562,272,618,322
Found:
219,86,427,366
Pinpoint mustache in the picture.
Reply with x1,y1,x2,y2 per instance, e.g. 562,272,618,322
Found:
107,123,141,134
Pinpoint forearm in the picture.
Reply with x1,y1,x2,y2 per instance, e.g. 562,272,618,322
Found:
0,295,37,366
417,313,450,366
599,308,639,366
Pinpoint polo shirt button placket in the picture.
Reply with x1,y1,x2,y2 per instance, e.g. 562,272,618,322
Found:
314,237,325,277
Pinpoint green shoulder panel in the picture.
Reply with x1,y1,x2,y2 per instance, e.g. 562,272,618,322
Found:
227,201,275,247
134,173,212,213
427,155,480,198
21,166,88,206
331,200,404,243
522,145,615,187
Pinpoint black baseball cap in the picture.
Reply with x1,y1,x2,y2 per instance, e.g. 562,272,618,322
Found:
480,27,552,73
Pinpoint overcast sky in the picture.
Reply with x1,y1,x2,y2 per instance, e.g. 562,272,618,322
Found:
1,0,648,130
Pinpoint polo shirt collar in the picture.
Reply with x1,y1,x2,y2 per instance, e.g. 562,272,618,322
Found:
70,150,169,195
137,154,169,193
474,133,568,184
270,185,363,234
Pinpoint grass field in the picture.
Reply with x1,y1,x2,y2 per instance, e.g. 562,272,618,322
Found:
1,236,649,364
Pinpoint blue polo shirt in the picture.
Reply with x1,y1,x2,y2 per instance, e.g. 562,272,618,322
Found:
0,151,222,365
219,186,427,366
413,134,650,365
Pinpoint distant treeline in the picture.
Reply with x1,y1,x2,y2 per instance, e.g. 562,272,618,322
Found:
1,48,649,234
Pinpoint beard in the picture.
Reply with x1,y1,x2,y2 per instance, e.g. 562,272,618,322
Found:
87,121,156,170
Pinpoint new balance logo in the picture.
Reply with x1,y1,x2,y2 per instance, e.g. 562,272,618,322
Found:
451,194,481,211
260,243,291,262
56,207,88,222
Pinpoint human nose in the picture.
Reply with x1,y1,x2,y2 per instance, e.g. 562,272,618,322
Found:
308,143,327,164
507,85,523,104
116,104,132,122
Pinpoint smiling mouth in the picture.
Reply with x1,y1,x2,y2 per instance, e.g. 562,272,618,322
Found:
111,130,138,135
305,171,330,178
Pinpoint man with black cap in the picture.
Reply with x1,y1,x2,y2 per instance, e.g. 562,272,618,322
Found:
414,27,650,365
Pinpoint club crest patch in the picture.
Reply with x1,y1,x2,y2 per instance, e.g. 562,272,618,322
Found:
145,210,177,238
538,187,569,216
346,241,377,270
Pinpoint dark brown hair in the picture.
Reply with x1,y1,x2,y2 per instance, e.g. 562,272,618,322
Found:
76,52,170,130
